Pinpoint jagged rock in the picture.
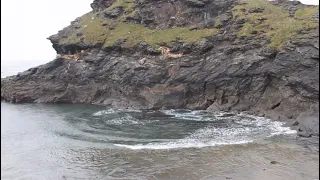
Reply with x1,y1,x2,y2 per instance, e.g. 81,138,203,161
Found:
104,7,124,19
236,19,246,24
248,7,264,13
292,1,301,5
251,30,258,34
138,58,146,65
145,47,161,55
91,0,116,12
258,17,267,22
186,0,205,7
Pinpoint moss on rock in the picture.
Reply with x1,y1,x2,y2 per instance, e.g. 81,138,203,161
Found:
232,0,318,49
295,6,319,20
59,0,219,49
58,0,318,50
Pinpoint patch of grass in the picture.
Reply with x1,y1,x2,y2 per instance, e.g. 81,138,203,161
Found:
80,12,109,44
107,0,134,11
59,33,79,45
60,12,109,45
123,9,137,18
59,0,218,49
266,19,318,48
214,14,230,28
238,22,254,36
103,22,147,47
295,6,319,20
232,0,319,49
104,22,218,48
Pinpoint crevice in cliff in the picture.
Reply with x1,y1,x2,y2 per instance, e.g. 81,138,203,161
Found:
57,49,92,61
203,99,215,109
203,81,208,93
271,101,282,110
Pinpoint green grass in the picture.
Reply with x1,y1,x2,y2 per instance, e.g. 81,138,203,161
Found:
59,1,218,49
104,22,218,47
107,0,135,11
60,12,109,45
214,14,230,28
80,12,109,44
295,6,319,20
232,0,319,49
60,0,318,50
238,22,254,36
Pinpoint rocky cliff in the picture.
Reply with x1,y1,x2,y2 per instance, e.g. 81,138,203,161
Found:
1,0,319,136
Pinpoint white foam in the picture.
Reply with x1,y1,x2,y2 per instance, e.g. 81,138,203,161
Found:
237,113,297,136
114,140,252,150
106,114,141,125
93,109,142,116
115,125,255,150
115,112,297,150
161,109,216,121
92,109,116,116
269,121,297,136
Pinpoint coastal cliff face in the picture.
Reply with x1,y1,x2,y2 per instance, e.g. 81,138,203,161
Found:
1,0,319,135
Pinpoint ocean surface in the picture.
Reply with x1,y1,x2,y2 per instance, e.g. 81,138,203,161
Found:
1,102,319,180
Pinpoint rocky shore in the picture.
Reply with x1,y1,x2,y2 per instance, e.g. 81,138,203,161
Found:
1,0,319,136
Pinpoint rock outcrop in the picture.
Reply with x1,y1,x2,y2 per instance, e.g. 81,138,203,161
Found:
1,0,319,136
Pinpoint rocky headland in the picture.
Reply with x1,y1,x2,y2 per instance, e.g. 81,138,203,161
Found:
1,0,319,136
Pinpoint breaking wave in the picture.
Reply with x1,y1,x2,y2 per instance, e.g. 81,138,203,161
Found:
114,110,296,150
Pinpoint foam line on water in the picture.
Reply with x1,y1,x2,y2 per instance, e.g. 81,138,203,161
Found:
114,140,252,150
114,112,297,150
160,109,217,121
115,126,253,149
92,109,116,116
92,109,142,116
106,115,141,125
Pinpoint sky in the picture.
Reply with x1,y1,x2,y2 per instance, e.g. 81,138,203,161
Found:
1,0,319,72
1,0,92,70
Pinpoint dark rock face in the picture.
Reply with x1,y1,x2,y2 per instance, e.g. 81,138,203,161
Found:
123,0,234,29
91,0,116,12
104,7,124,19
1,0,319,136
248,8,264,13
2,36,318,115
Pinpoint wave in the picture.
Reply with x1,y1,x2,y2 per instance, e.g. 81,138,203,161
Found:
114,140,252,150
114,126,254,150
92,109,117,116
114,113,297,150
106,114,141,125
90,109,298,150
92,109,142,116
160,109,217,121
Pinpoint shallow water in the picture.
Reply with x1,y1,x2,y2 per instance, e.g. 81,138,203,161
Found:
1,102,319,180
